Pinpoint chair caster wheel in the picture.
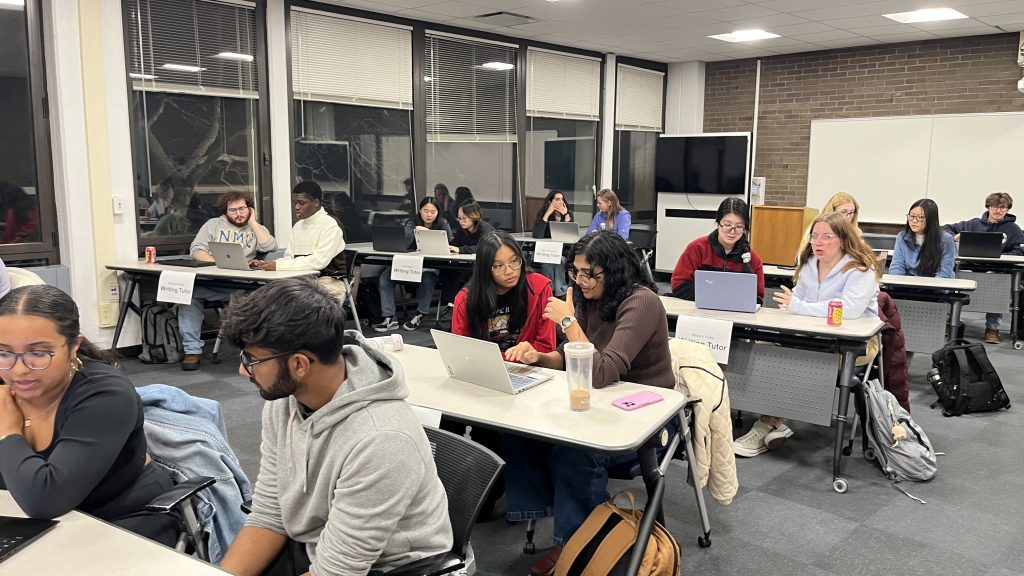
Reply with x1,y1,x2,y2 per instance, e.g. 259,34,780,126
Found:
833,478,848,493
1014,341,1023,350
523,542,536,554
864,448,876,461
211,355,221,364
842,446,851,456
698,534,711,548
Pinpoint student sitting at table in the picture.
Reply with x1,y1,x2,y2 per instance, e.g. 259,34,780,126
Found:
585,188,631,240
733,212,881,458
439,201,496,312
501,230,675,575
889,198,956,279
0,285,179,544
942,191,1024,344
373,197,453,333
532,190,574,297
670,196,765,302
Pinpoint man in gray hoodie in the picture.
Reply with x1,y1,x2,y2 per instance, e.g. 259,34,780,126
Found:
218,277,453,576
180,191,278,371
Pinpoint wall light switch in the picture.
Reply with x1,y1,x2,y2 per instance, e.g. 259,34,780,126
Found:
113,196,127,215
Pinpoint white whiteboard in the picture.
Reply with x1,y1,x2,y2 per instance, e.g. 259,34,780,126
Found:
807,112,1024,224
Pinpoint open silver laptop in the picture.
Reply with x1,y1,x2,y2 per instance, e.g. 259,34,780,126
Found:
209,241,256,271
415,229,450,256
695,270,759,313
548,221,581,243
430,329,552,394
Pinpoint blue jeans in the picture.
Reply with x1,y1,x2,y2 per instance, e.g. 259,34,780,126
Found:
379,267,439,317
177,285,242,355
986,313,1002,331
540,262,567,297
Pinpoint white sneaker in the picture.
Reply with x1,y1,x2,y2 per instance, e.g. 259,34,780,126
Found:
733,420,772,457
765,423,794,449
402,313,424,331
372,317,399,332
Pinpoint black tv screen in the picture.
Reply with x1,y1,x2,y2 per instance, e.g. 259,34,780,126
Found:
544,140,576,191
655,135,749,195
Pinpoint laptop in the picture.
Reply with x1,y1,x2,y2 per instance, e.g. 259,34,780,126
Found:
694,270,759,313
415,229,450,256
209,242,259,271
430,329,552,394
0,516,58,564
371,225,413,253
160,257,215,268
548,221,581,243
958,231,1003,258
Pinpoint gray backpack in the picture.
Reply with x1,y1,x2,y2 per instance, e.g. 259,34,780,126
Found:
139,303,184,364
862,378,937,502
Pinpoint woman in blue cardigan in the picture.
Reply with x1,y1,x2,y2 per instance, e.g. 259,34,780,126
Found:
889,199,956,278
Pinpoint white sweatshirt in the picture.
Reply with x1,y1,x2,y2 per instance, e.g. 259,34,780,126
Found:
277,208,345,272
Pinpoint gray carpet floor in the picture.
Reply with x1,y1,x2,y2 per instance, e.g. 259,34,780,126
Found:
122,311,1024,576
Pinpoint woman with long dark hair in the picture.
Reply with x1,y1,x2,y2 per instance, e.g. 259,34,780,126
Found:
585,188,631,240
889,198,955,278
671,196,765,302
532,190,574,297
448,186,474,225
0,285,178,543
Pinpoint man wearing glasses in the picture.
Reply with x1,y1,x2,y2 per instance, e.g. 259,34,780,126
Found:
180,191,278,370
218,277,452,576
943,192,1024,343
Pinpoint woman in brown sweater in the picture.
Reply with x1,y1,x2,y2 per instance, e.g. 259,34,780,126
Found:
504,230,675,575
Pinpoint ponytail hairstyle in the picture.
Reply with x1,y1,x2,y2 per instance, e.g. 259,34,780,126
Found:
904,198,943,277
715,196,753,273
0,285,118,366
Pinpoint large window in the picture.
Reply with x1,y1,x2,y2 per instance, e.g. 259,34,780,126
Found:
612,63,664,223
125,0,266,252
0,0,57,263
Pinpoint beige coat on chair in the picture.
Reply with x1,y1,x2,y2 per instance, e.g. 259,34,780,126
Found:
669,338,738,505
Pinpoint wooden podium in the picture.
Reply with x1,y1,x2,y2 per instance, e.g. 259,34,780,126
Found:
751,206,819,265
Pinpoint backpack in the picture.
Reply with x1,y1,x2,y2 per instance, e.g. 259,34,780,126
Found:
554,491,680,576
354,279,383,326
860,378,937,502
930,339,1010,417
139,303,184,364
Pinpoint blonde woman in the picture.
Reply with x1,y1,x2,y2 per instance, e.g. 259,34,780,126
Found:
586,189,631,240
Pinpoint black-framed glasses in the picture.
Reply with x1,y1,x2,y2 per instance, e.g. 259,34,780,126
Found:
568,267,605,285
837,209,857,217
492,257,523,273
239,349,310,376
718,223,745,234
0,338,74,371
226,206,250,214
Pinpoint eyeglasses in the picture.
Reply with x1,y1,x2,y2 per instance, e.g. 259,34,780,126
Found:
492,257,523,273
239,349,311,376
837,209,857,218
987,205,1010,211
809,233,838,244
906,214,926,222
0,339,73,371
226,206,250,214
718,223,745,234
457,216,471,223
569,267,605,285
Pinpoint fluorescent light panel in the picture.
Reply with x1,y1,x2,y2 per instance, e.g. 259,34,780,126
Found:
162,63,206,73
708,29,780,43
479,62,514,71
883,8,968,24
214,52,254,62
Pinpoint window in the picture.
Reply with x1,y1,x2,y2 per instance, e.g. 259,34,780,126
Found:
0,0,57,264
613,63,664,223
125,0,266,251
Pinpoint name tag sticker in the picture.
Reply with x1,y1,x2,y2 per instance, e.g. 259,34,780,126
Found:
533,241,563,265
157,271,196,305
675,316,733,365
391,254,424,283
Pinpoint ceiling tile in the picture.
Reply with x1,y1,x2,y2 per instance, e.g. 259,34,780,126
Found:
399,8,457,22
769,22,838,36
695,4,781,21
929,26,1006,37
962,0,1024,18
444,17,503,29
653,0,747,10
727,13,813,29
976,13,1024,27
792,29,862,42
843,24,916,35
417,1,493,18
910,17,1001,31
756,0,848,11
366,0,442,9
811,37,883,50
821,15,900,29
868,31,942,43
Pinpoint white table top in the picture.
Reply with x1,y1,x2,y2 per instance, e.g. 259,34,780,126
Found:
349,244,476,262
0,491,226,575
107,259,316,281
762,265,977,291
956,254,1024,264
659,295,884,340
390,345,686,453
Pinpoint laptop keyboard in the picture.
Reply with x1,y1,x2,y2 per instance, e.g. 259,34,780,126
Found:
0,535,25,556
505,362,540,392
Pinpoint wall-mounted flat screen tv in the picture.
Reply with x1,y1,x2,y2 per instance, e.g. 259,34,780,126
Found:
654,134,750,195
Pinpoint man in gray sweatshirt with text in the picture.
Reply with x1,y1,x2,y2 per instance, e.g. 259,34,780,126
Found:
218,277,452,576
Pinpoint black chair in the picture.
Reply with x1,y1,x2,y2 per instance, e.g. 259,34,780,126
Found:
629,226,658,281
146,475,218,560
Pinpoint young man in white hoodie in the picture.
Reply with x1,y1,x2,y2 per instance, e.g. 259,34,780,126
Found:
218,277,452,576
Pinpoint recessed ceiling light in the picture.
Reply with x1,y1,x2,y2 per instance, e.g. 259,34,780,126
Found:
479,62,515,71
162,63,206,73
0,0,26,6
708,29,780,43
883,8,968,24
129,73,158,80
214,52,254,62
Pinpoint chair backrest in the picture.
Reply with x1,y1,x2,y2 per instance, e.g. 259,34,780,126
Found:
423,426,504,556
8,267,45,288
629,227,658,250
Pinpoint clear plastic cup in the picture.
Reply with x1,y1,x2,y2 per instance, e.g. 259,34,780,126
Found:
564,342,594,412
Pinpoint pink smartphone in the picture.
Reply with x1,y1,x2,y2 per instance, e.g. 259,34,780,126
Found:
612,391,664,411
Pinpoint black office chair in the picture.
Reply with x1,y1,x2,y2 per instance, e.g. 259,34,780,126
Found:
629,226,658,281
146,475,218,560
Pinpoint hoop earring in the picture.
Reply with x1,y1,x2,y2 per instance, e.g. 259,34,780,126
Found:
71,357,84,373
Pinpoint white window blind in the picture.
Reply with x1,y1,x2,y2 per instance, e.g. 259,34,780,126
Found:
290,9,412,110
126,0,258,98
526,48,600,121
615,64,664,132
425,33,519,142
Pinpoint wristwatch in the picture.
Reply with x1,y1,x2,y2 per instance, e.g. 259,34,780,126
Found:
559,316,577,333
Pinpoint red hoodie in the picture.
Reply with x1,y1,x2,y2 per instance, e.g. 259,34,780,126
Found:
670,233,765,302
452,271,556,358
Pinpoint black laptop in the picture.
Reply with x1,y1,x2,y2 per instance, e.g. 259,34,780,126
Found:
958,231,1003,258
371,225,413,253
0,516,58,564
159,257,216,268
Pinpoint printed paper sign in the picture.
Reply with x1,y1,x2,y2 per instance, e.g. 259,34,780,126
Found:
391,254,424,283
409,405,442,428
533,241,563,264
157,271,196,305
675,315,734,365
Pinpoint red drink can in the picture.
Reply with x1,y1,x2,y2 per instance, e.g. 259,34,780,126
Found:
827,300,843,326
145,246,157,264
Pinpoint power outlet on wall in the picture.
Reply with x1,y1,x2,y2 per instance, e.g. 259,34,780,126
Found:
98,303,116,328
106,282,119,302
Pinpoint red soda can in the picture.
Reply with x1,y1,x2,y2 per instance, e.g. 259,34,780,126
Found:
827,299,843,326
145,246,157,264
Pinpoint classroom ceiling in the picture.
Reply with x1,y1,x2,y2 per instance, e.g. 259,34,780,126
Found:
324,0,1024,62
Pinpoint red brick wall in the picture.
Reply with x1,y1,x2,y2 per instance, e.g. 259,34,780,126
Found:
703,33,1024,208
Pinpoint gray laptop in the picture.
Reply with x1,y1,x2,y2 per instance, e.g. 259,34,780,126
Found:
958,231,1003,258
414,229,450,256
209,242,256,271
548,221,581,243
430,330,552,394
695,270,759,313
0,516,58,564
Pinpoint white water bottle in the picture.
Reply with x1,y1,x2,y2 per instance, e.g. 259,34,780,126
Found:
367,334,404,353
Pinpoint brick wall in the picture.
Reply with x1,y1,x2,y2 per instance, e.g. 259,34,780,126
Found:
703,33,1024,209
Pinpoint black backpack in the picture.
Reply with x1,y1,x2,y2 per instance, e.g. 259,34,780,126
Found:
139,303,184,364
354,279,382,326
930,339,1010,417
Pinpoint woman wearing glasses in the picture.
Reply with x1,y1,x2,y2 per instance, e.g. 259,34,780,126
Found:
0,285,178,542
732,212,881,457
889,199,956,278
502,230,674,575
670,197,764,301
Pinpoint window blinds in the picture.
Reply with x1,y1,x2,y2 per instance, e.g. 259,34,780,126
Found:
526,48,600,121
126,0,258,98
290,8,412,110
615,64,664,132
425,32,519,142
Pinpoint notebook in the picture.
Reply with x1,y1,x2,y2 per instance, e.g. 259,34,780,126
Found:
694,270,760,313
430,330,552,394
958,231,1003,258
371,225,413,253
414,229,450,256
209,242,259,271
548,221,581,243
0,516,58,564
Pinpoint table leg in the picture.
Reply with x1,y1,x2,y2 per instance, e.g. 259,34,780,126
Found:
110,274,139,352
681,414,712,547
831,348,858,493
947,294,967,343
1010,271,1022,350
626,437,666,576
